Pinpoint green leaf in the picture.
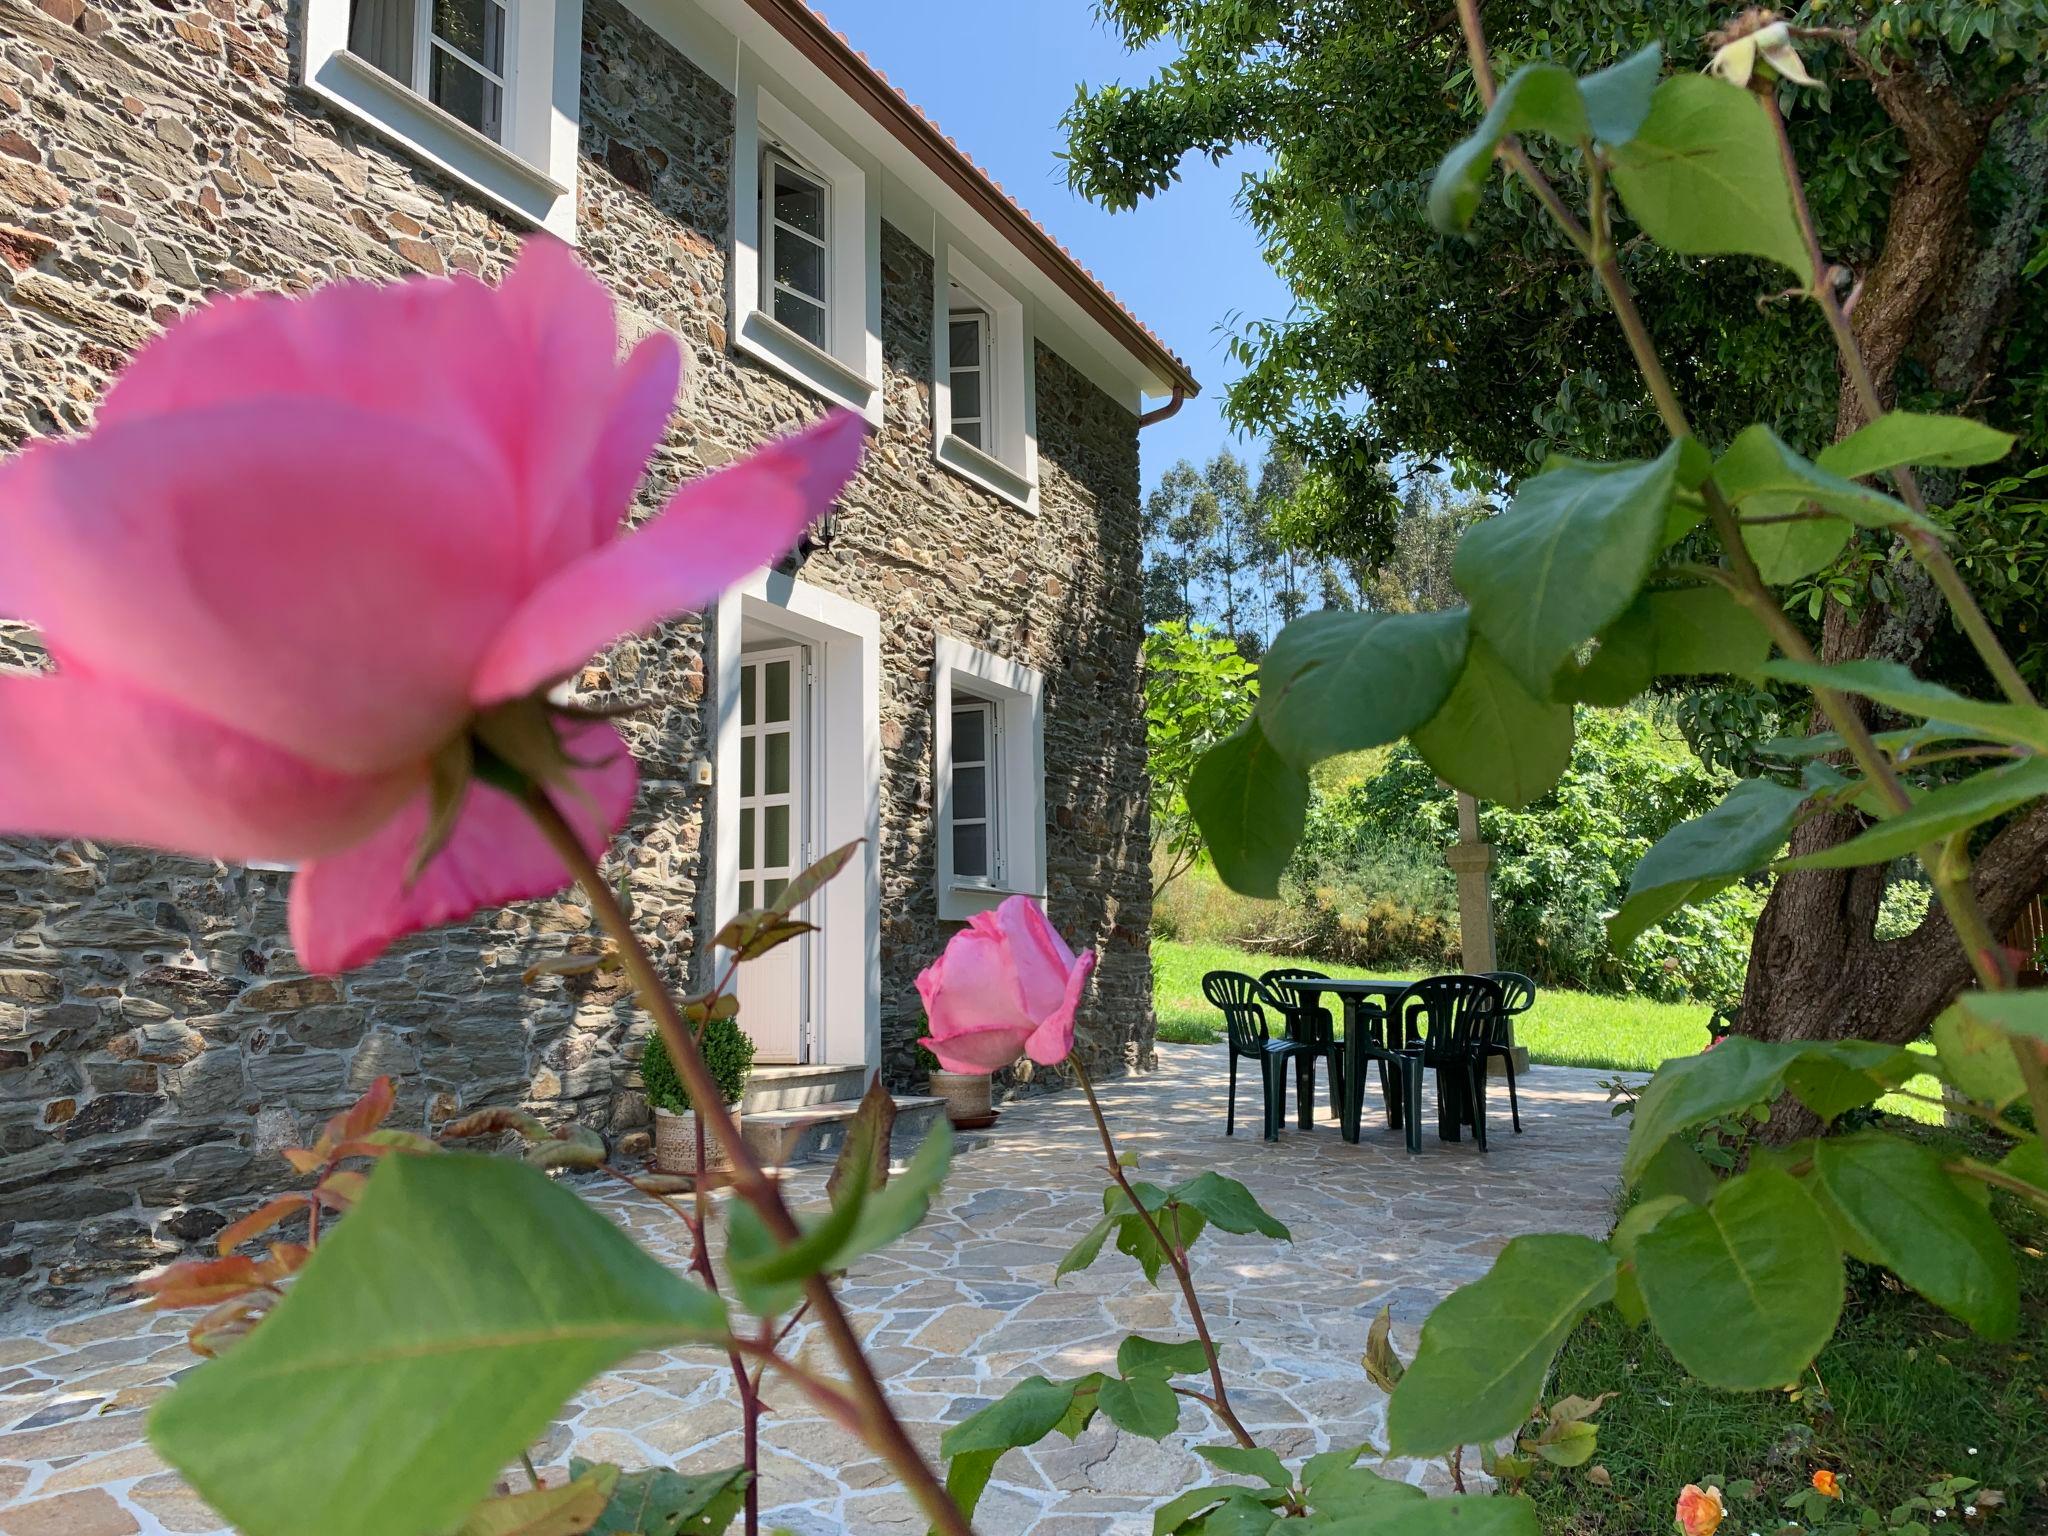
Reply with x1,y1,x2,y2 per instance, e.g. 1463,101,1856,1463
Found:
1609,1194,1689,1328
1386,1234,1617,1457
577,1460,751,1536
150,1154,727,1536
457,1468,619,1536
1413,636,1574,809
941,1375,1100,1524
1118,1334,1212,1380
1634,1138,1719,1207
1955,989,2048,1050
1170,1171,1291,1239
1782,1040,1925,1122
1622,1036,1809,1183
1056,1210,1117,1282
1817,411,2017,481
1762,658,2048,755
1811,1134,2019,1339
1578,45,1663,145
1742,517,1853,585
1310,1494,1542,1534
1932,1004,2027,1109
1255,609,1471,769
1607,74,1812,280
1193,1444,1292,1488
1190,720,1311,898
1454,444,1683,698
1718,424,1931,529
1526,1418,1599,1468
843,1117,952,1262
1998,1138,2048,1199
1428,63,1589,234
1301,1444,1378,1503
1608,777,1809,950
1635,1166,1843,1389
1098,1373,1183,1439
1154,1487,1281,1536
1783,758,2048,869
1640,587,1776,679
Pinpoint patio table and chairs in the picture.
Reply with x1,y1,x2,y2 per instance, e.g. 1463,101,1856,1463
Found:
1211,969,1533,1154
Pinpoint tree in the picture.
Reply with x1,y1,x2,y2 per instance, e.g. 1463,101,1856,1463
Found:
1141,447,1304,651
1069,1,2048,1062
1144,621,1258,895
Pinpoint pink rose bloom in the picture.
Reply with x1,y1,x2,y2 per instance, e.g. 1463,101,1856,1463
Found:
916,895,1095,1073
0,239,864,973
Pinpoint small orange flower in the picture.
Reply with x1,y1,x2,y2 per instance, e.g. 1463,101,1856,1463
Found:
1675,1483,1725,1536
1812,1469,1842,1499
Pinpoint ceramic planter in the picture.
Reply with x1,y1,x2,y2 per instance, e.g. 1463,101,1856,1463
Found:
928,1069,996,1129
653,1104,741,1174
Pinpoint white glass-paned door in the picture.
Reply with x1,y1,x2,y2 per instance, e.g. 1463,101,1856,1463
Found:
736,646,810,1063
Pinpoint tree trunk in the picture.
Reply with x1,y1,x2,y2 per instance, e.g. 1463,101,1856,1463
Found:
1737,67,2043,1097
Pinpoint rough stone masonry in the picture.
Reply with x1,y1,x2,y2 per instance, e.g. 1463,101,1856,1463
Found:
0,0,1155,1314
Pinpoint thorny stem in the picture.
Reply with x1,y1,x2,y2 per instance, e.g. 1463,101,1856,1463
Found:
1755,87,2038,712
1068,1054,1264,1458
520,1452,542,1492
1948,1158,2048,1212
1452,0,2016,1000
523,788,975,1536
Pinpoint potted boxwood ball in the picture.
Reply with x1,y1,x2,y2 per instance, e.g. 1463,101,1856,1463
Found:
918,1041,996,1130
644,1016,755,1174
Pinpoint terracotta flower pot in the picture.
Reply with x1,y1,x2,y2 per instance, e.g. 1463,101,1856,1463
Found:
928,1070,996,1129
653,1105,740,1174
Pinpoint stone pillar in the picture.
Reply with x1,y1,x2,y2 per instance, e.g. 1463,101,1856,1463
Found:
1447,790,1528,1074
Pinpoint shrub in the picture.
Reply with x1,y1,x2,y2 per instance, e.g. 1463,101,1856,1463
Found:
640,1016,754,1113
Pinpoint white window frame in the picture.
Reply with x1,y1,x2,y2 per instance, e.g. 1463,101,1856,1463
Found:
761,151,832,354
731,77,884,424
933,243,1037,511
946,307,992,452
300,0,580,235
933,635,1045,920
946,694,1001,887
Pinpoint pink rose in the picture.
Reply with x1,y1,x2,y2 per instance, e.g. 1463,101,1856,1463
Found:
916,895,1096,1073
0,239,865,973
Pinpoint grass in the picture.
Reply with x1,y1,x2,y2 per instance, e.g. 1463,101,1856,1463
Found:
1153,938,1713,1072
1525,1122,2048,1535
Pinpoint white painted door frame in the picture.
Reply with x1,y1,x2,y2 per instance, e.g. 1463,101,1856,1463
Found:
712,570,881,1073
733,643,812,1062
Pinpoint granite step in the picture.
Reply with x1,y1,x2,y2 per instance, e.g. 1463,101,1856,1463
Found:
740,1093,948,1169
742,1062,868,1113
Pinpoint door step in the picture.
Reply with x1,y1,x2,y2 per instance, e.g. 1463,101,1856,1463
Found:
742,1063,869,1113
740,1094,948,1170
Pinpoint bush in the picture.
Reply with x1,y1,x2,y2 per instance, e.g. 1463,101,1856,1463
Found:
1300,707,1757,1001
640,1016,754,1114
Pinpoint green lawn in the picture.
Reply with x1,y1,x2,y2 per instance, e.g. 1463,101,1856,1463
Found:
1525,1123,2048,1535
1153,938,1712,1072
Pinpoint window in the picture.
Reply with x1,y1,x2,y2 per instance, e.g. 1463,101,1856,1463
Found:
301,0,579,233
947,310,991,451
934,636,1045,919
763,153,830,351
933,251,1037,510
948,697,999,884
348,0,507,142
731,83,883,422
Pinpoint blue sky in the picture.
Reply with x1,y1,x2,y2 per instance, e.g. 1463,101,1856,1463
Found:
809,0,1292,495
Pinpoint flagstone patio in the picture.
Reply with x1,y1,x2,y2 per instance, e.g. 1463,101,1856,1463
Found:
0,1047,1632,1535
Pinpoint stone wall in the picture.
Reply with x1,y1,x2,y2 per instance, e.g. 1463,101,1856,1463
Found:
0,0,1153,1315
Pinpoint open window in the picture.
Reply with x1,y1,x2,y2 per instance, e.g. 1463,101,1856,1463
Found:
301,0,579,232
731,83,883,422
933,636,1045,919
934,247,1036,510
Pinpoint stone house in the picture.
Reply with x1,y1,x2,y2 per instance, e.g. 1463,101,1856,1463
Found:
0,0,1194,1311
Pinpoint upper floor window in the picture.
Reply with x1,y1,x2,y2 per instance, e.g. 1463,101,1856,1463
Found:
349,0,508,143
947,309,991,452
730,83,883,423
934,250,1037,511
764,153,830,351
302,0,579,234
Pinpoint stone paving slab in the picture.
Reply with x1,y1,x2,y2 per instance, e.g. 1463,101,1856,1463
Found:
0,1048,1631,1533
